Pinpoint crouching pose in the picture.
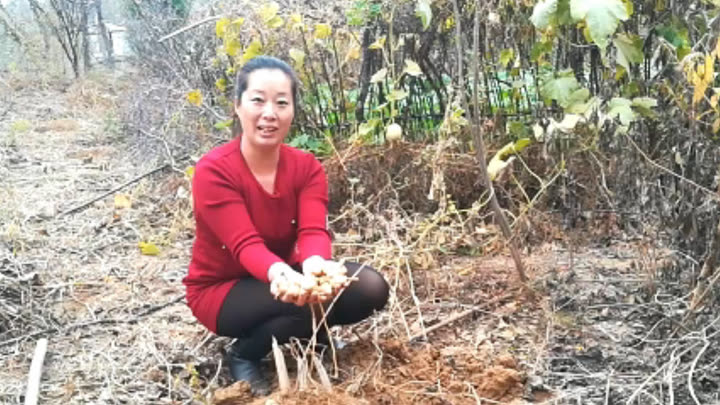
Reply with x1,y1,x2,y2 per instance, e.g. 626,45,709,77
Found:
182,56,389,395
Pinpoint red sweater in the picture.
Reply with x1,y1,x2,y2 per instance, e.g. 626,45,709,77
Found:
183,138,332,333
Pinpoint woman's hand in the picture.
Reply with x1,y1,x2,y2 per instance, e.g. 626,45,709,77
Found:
268,262,312,306
302,257,353,301
301,255,327,278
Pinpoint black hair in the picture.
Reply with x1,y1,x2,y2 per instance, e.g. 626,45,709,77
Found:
231,56,299,136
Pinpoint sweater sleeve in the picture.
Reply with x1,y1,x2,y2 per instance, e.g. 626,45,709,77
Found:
192,160,282,282
296,155,332,261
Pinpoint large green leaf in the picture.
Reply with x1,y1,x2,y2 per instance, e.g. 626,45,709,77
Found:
607,97,636,126
530,0,558,30
570,0,629,50
531,0,571,30
540,71,580,108
631,96,658,118
613,33,644,73
415,0,432,31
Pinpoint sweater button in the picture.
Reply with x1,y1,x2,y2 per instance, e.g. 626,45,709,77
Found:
221,245,226,250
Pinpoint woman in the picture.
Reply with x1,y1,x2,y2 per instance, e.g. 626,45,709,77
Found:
182,56,389,396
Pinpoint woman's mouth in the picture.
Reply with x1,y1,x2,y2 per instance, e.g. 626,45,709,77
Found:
257,125,278,136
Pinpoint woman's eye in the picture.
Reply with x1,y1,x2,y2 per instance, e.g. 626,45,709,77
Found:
251,97,263,103
278,100,289,106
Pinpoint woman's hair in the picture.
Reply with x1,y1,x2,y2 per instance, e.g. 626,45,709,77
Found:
231,56,299,136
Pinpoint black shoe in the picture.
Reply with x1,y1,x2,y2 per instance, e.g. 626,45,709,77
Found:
227,344,271,396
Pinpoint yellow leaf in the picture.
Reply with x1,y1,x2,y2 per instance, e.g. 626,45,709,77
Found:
711,92,719,109
444,16,455,31
457,267,473,276
114,194,131,209
243,39,263,62
224,37,241,57
267,16,284,29
705,54,715,83
231,17,245,29
215,18,230,38
694,80,709,105
288,13,303,30
713,118,720,134
186,90,203,107
403,59,423,76
138,242,160,256
369,36,386,50
215,78,227,92
314,23,331,39
715,37,720,58
345,45,361,61
289,48,305,68
185,166,195,179
487,156,515,181
258,2,279,23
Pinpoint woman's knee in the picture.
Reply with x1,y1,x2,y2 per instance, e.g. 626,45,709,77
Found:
345,262,390,311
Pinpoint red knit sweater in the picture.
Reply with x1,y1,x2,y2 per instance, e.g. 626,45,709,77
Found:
182,138,332,333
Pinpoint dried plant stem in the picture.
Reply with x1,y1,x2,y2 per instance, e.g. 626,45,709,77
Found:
24,338,48,405
623,131,717,198
451,0,528,286
687,340,710,405
319,306,340,378
272,337,291,394
157,15,221,43
407,290,514,342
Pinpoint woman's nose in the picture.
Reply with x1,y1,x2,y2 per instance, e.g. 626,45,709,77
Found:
262,102,277,119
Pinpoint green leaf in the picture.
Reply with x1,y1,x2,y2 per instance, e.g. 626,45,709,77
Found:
607,97,636,126
388,89,408,101
531,0,558,30
531,40,554,62
613,33,644,73
289,48,305,69
370,67,387,83
540,71,580,107
570,0,629,50
499,48,515,67
631,96,658,118
403,59,423,76
415,0,432,30
565,88,590,110
358,119,380,137
214,119,234,130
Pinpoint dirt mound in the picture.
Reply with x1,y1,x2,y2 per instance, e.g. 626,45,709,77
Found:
213,381,253,404
210,340,526,405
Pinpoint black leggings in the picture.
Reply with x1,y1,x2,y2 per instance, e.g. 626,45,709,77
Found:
216,262,389,361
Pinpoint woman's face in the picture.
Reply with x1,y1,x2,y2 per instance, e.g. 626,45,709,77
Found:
236,68,295,150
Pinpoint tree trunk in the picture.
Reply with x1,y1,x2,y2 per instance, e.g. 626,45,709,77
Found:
95,0,114,67
80,0,91,72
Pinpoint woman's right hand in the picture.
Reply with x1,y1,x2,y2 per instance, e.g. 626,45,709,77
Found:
268,262,311,306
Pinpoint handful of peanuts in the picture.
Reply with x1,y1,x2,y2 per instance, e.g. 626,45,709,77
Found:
271,261,355,304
